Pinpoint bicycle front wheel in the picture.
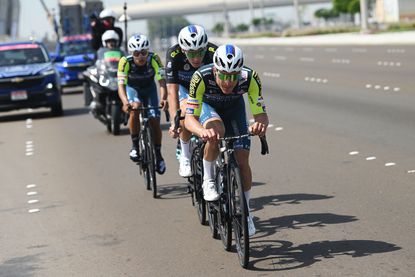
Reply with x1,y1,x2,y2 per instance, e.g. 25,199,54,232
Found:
230,164,249,268
139,131,151,190
146,127,157,198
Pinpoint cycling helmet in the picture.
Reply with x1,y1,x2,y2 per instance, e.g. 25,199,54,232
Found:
178,25,208,51
101,30,119,46
213,44,244,73
99,9,117,19
127,34,150,53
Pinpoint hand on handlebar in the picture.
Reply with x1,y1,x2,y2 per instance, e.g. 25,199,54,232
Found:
249,122,267,137
159,99,168,111
122,103,131,113
169,124,181,138
199,128,220,142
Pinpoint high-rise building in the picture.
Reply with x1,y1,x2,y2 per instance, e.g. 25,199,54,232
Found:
59,0,103,36
0,0,20,39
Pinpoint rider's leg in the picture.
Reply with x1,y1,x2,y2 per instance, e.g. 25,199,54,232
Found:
177,86,193,177
179,99,192,158
126,85,142,161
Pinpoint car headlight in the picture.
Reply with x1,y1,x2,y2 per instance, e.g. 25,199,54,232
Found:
62,61,69,67
41,69,55,76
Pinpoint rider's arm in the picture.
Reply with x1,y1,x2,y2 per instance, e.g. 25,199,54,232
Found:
165,49,181,127
184,71,205,136
247,70,269,136
151,54,167,102
117,56,130,108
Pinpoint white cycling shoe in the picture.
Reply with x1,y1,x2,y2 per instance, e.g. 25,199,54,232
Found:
247,215,256,237
179,156,192,177
202,179,219,201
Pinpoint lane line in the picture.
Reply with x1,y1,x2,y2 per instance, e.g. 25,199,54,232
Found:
385,162,396,167
349,151,359,155
366,157,376,161
28,209,40,213
28,199,39,204
27,191,38,196
26,184,36,189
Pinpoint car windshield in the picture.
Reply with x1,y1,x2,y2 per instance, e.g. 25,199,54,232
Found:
60,40,93,56
0,45,48,66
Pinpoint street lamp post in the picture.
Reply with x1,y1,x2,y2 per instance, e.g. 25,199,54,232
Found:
293,0,301,29
360,0,369,33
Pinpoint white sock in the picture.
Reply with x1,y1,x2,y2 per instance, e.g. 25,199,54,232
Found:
244,190,251,217
180,138,190,159
203,159,214,181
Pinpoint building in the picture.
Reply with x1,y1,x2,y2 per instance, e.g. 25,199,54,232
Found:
375,0,415,23
0,0,20,39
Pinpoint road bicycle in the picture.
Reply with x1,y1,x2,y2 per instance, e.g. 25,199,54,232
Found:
129,105,168,198
207,133,269,268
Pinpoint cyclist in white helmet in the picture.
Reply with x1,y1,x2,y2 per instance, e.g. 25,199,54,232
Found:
184,44,269,236
90,9,123,51
165,24,217,178
118,35,168,174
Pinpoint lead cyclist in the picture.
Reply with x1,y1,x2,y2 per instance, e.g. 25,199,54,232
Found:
184,44,269,236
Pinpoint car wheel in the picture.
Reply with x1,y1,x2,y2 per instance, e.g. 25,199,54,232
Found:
51,101,63,116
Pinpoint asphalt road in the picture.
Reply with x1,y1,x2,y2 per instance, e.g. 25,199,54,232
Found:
0,44,414,276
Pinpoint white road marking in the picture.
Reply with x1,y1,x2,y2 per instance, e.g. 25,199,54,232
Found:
300,57,315,62
352,48,367,53
26,141,33,145
267,124,274,128
275,127,284,131
384,86,390,91
366,84,372,88
374,85,381,90
25,152,34,156
393,87,400,92
366,156,376,161
407,170,415,174
332,59,350,64
263,72,280,78
274,56,287,60
255,55,265,59
28,209,40,213
322,79,328,83
26,125,33,129
26,119,32,124
28,199,39,204
349,151,359,155
385,162,396,167
26,184,36,189
27,191,37,196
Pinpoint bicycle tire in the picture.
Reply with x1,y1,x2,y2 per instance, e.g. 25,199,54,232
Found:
207,202,219,239
230,164,249,268
146,127,157,198
217,165,232,251
191,144,206,225
139,131,151,191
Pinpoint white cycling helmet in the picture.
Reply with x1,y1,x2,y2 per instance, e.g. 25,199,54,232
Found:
178,25,208,51
213,44,244,73
99,9,117,19
101,30,119,46
127,34,150,53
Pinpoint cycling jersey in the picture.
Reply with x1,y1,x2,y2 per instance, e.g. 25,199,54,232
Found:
165,42,217,90
187,64,266,117
117,52,164,89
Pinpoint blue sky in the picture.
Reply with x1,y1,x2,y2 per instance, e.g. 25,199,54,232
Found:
20,0,330,39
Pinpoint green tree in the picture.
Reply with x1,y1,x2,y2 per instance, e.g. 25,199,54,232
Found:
212,23,224,35
348,0,360,14
252,18,262,28
333,0,350,14
235,23,249,32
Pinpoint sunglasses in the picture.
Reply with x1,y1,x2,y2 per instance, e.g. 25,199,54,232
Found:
216,71,240,81
185,48,206,59
133,49,149,57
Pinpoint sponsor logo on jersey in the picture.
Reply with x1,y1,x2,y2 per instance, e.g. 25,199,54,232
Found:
167,61,172,68
189,73,201,97
187,98,199,104
186,107,195,114
208,80,216,86
184,63,191,71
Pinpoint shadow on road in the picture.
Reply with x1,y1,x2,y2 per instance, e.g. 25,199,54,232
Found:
251,193,334,212
157,183,189,200
254,213,358,239
0,253,44,277
249,239,401,271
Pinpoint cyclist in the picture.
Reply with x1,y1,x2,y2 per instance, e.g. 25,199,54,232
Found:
184,44,269,236
118,34,168,174
166,24,217,178
90,9,123,51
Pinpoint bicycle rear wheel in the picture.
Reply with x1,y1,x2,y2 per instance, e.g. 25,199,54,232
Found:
146,127,157,198
230,164,249,268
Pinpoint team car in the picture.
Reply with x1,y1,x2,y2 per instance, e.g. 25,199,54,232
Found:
0,41,63,116
52,34,95,88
